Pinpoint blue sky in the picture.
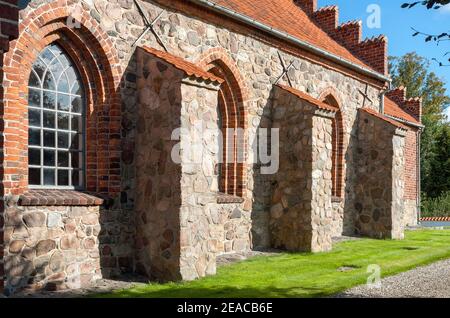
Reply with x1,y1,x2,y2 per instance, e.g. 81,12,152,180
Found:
319,0,450,117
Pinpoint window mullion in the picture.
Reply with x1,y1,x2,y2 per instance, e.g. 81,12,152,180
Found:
40,89,44,186
28,44,84,189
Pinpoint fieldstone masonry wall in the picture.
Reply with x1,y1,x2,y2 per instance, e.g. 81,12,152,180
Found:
0,0,20,295
330,201,345,237
135,50,251,282
0,0,421,293
404,200,418,227
354,110,406,239
270,87,334,252
178,82,251,280
3,202,102,295
134,51,185,281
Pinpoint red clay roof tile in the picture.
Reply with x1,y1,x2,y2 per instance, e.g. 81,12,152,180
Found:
384,96,421,126
277,84,339,112
141,46,223,83
209,0,376,72
361,107,408,130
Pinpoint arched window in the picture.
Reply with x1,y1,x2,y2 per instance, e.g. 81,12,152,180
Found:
27,43,85,189
322,94,343,198
208,61,245,197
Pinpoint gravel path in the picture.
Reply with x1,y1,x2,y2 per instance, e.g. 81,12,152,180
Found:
334,258,450,298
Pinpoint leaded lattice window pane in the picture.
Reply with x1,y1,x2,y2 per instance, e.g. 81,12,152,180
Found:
27,43,85,189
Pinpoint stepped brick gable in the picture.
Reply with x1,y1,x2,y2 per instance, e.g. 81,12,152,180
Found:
0,0,422,294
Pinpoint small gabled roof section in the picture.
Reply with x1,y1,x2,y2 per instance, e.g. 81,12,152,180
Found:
141,46,223,84
276,84,339,112
361,107,408,130
384,96,421,126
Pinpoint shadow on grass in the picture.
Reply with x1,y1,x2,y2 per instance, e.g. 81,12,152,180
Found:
97,285,333,298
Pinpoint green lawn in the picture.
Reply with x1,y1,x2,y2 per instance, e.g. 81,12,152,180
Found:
97,229,450,298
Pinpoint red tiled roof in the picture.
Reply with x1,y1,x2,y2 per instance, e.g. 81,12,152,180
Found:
277,84,339,112
141,46,223,83
361,107,408,130
208,0,376,72
384,96,421,125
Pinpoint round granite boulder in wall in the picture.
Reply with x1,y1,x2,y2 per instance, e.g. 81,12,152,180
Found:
36,239,56,257
23,212,46,227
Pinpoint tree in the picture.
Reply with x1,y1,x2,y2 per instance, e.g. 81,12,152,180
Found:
390,53,450,198
401,1,450,66
403,0,450,9
427,123,450,197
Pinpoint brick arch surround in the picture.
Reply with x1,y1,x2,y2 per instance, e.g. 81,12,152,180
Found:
318,88,345,198
196,48,249,197
1,1,122,197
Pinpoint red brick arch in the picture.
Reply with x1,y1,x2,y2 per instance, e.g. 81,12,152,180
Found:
318,88,345,198
1,1,122,196
196,48,249,197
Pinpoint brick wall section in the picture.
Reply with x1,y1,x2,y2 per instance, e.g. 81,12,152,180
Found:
404,128,419,201
352,36,388,75
403,126,419,226
386,87,422,122
312,6,339,34
384,87,422,225
294,0,388,75
294,0,317,15
1,1,126,293
1,1,122,197
332,21,362,49
0,0,19,296
0,0,19,51
196,48,249,198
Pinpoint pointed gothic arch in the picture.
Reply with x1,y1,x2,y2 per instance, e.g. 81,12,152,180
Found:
319,90,344,198
2,2,122,196
197,49,248,197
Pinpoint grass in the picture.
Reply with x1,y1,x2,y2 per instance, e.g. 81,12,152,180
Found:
96,229,450,298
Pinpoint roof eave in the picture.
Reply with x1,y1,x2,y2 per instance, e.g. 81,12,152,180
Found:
384,114,424,130
187,0,391,84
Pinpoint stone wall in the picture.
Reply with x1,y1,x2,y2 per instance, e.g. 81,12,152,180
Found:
1,190,134,295
0,0,19,294
98,207,136,278
178,81,251,280
353,109,406,239
1,0,418,293
269,87,334,252
134,51,185,281
56,0,382,237
135,49,251,282
404,200,418,227
14,0,384,246
3,201,102,294
330,201,344,237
